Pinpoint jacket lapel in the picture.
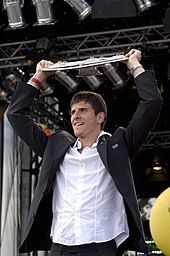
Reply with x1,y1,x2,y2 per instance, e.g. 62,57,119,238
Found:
97,134,110,171
52,135,75,169
45,132,76,192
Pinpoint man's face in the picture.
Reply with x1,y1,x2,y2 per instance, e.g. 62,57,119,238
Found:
71,101,104,138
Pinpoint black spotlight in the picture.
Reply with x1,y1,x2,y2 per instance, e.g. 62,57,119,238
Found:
164,7,170,33
92,0,136,18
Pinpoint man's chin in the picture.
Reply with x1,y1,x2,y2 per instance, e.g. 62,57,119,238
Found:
73,131,84,138
73,131,80,137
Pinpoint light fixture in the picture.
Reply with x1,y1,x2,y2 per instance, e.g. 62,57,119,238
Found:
102,64,124,90
64,0,91,20
35,37,51,52
40,81,54,95
92,0,136,18
82,75,102,90
3,0,25,28
78,66,102,77
54,71,79,92
134,0,154,12
145,153,168,182
32,0,54,25
164,7,170,33
0,88,8,101
152,154,163,172
6,73,19,87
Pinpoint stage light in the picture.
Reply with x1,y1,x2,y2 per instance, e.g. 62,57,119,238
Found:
102,64,124,90
92,0,136,18
55,71,79,92
0,88,8,101
40,81,54,95
35,37,51,52
33,0,54,25
152,154,162,172
3,0,25,28
83,75,102,90
78,66,102,77
134,0,154,12
164,7,170,33
6,73,19,85
64,0,91,20
145,153,168,182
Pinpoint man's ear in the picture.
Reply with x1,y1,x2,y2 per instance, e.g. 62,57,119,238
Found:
97,112,105,124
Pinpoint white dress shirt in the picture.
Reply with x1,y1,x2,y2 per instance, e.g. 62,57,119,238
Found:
50,131,129,247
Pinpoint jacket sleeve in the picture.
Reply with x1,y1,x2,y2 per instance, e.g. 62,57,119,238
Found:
7,81,49,158
124,70,163,160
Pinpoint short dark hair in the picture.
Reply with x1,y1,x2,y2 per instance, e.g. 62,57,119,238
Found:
70,91,107,129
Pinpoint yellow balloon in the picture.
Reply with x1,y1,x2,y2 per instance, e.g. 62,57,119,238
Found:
150,187,170,256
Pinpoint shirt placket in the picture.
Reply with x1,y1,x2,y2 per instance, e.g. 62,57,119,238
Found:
74,156,84,244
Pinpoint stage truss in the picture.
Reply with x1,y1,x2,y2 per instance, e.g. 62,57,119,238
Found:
143,131,170,149
0,24,170,69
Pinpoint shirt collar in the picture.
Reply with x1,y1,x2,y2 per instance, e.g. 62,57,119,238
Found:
73,131,111,149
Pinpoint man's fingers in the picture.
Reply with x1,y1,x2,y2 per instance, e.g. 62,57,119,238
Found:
125,49,142,63
36,60,54,72
39,60,54,68
125,49,141,58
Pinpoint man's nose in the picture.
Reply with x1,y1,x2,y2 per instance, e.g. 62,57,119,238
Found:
74,110,81,118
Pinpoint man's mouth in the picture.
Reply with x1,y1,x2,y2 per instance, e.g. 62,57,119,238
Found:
74,122,84,127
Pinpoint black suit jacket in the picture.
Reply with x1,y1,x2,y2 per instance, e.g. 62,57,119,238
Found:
7,71,162,255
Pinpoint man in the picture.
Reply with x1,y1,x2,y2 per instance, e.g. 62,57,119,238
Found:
7,49,162,256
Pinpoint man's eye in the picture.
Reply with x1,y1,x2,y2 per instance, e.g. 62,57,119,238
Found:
81,108,86,112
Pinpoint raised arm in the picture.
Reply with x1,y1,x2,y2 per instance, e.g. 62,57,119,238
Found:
7,60,55,157
123,49,163,159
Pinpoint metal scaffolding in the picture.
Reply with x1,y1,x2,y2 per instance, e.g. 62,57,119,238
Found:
0,24,170,69
143,130,170,149
0,40,36,69
52,24,170,60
